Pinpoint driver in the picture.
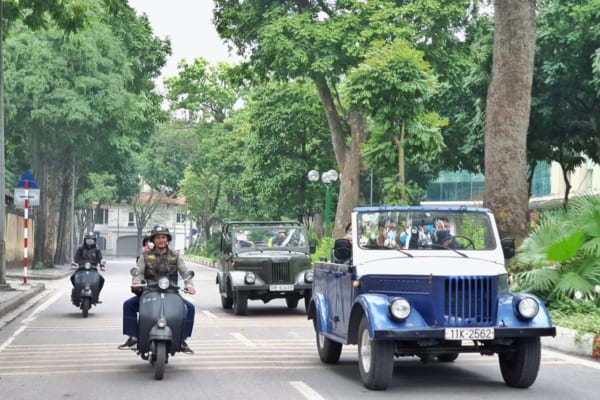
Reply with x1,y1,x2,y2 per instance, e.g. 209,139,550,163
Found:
433,217,463,249
118,225,196,354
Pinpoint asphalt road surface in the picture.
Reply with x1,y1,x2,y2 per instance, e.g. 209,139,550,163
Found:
0,257,599,399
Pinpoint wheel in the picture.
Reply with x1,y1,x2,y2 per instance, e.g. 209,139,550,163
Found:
358,316,394,390
154,341,167,380
285,297,299,309
314,319,342,363
221,294,233,309
437,353,459,362
499,337,541,388
233,291,248,315
81,297,90,318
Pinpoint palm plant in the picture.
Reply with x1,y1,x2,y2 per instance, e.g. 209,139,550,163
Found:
514,196,600,305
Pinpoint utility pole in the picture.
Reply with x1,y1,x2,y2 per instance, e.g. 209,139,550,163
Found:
0,0,9,287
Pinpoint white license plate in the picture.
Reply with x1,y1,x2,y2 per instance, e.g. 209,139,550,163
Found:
269,284,294,291
444,327,495,340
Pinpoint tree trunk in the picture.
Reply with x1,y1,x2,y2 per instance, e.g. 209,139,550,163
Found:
484,0,536,241
316,84,365,238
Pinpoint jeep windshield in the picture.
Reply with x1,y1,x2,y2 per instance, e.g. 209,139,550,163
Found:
356,208,497,251
231,225,309,253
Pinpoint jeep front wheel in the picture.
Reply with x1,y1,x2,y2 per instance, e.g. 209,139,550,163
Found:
358,316,394,390
499,337,541,388
285,297,299,309
233,291,248,315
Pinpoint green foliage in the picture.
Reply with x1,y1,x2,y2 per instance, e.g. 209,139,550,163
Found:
514,196,600,305
312,236,335,263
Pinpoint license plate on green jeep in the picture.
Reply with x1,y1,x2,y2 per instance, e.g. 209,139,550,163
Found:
270,284,294,291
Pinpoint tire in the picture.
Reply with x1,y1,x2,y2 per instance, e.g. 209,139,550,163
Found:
286,297,299,309
81,298,90,318
437,353,459,362
358,316,394,390
221,294,233,309
233,291,248,315
154,341,167,380
314,320,342,364
498,337,541,388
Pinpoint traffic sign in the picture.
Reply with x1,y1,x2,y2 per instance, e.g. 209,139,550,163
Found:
16,170,39,189
14,171,40,207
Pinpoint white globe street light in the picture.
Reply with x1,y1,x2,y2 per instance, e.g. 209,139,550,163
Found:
308,169,338,236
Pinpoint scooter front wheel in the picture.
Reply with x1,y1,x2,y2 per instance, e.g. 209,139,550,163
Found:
154,341,167,380
81,298,90,318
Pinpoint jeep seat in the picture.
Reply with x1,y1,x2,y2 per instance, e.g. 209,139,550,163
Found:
332,238,352,264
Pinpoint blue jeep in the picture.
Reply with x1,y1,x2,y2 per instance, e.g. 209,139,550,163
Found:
308,206,555,390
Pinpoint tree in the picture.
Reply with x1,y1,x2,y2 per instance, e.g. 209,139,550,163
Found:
345,39,446,203
484,0,536,241
0,0,128,284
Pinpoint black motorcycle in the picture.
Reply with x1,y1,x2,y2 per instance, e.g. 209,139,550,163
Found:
70,261,104,318
130,267,194,380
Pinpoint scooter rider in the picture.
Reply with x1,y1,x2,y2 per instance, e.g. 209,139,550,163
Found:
118,225,196,354
71,232,105,301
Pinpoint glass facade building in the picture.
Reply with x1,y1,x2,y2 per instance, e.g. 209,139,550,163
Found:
425,162,551,202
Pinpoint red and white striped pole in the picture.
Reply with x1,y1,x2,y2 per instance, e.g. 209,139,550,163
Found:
23,179,29,284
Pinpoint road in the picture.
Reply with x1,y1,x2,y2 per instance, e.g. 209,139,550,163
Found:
0,257,599,399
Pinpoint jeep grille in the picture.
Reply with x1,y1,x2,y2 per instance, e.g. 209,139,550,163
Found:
272,262,291,283
444,277,494,326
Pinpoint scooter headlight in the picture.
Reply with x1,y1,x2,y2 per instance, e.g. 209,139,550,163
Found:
304,270,314,283
157,318,167,328
244,272,256,284
516,296,539,320
389,297,411,321
84,262,92,270
158,277,170,290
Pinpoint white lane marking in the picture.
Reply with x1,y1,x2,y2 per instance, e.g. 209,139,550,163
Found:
231,332,256,347
543,348,600,370
290,381,326,400
201,310,217,319
0,287,66,352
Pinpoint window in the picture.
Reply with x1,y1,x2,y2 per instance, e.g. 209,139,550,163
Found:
95,208,109,225
128,212,135,227
177,212,187,223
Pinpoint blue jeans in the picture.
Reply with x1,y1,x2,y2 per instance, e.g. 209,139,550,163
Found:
122,295,195,340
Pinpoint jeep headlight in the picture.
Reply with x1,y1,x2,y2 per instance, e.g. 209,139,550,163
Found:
304,270,314,283
158,277,170,290
244,272,256,284
389,297,411,321
517,296,539,320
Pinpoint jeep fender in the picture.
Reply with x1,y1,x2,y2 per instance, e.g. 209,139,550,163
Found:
496,293,554,328
349,293,430,342
309,292,329,334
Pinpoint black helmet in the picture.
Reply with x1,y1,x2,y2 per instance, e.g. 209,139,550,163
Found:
84,232,96,240
150,225,172,242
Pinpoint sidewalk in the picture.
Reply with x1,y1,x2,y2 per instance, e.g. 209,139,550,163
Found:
0,263,598,361
0,264,72,319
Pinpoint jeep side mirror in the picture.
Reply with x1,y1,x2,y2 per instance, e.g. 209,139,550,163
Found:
501,238,515,259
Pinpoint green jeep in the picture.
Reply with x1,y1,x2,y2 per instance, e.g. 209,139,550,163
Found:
216,221,316,315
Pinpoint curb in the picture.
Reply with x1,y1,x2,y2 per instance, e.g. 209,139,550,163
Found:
542,326,600,359
0,282,45,318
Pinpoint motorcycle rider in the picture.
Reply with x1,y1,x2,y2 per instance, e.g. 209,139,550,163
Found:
118,225,196,354
71,232,105,302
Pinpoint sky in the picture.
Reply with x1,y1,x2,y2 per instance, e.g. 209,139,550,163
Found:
127,0,239,82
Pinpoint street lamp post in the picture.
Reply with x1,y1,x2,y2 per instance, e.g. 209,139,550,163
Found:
308,169,339,236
